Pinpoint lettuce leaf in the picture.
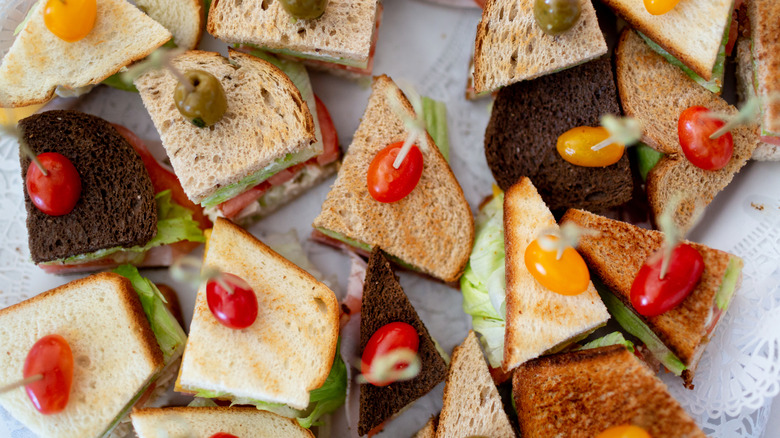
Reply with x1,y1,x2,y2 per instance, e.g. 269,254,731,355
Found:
638,30,727,93
634,143,665,181
422,96,450,162
579,332,635,353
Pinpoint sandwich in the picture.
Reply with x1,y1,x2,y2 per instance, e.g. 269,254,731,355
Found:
17,110,207,274
460,178,609,383
134,0,204,50
131,406,313,437
483,56,634,212
135,49,341,225
176,217,345,429
600,0,736,93
0,269,187,438
735,0,780,160
616,29,759,234
358,248,448,436
561,208,743,388
414,417,438,438
472,0,607,93
207,0,383,77
312,75,474,284
513,344,706,437
0,0,171,107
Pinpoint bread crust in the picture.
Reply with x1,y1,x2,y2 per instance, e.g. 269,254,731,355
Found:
748,0,780,133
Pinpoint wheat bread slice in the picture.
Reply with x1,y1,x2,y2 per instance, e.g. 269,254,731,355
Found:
513,345,705,438
178,217,339,410
560,208,741,388
358,248,448,436
135,49,316,206
414,416,438,438
18,110,158,264
0,0,170,107
0,273,164,438
137,0,204,50
207,0,379,67
502,178,609,371
736,37,780,160
600,0,732,81
472,0,607,93
435,331,514,438
616,29,759,234
131,406,313,437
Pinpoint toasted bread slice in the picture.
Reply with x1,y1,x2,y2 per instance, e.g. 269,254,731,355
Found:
600,0,732,81
208,0,379,68
0,0,170,107
359,248,448,436
178,218,339,410
746,0,780,134
135,49,316,206
561,208,742,387
513,345,706,437
0,273,164,438
131,406,314,437
414,417,438,438
502,178,609,371
473,0,607,92
736,36,780,160
435,331,514,438
312,75,473,283
137,0,204,50
616,29,759,234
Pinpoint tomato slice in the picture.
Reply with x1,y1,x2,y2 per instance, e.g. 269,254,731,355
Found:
760,135,780,146
314,94,341,166
725,9,739,56
217,181,272,219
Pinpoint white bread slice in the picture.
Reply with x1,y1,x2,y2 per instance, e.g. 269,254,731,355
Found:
502,177,609,371
736,36,779,160
207,0,379,66
0,273,164,438
435,331,514,438
178,218,339,410
472,0,607,93
0,0,171,107
745,0,780,135
600,0,733,81
135,49,316,205
312,75,474,284
616,29,759,234
131,406,314,437
414,417,438,438
136,0,204,50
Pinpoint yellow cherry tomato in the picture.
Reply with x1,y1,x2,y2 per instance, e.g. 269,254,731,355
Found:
596,425,652,438
524,236,590,296
556,126,625,167
643,0,681,15
44,0,97,43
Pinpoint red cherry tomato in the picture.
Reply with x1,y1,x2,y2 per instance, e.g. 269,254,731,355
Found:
23,334,74,414
678,106,734,171
209,433,239,438
314,95,341,166
361,322,419,386
25,152,82,216
206,273,258,329
367,142,423,203
630,244,705,317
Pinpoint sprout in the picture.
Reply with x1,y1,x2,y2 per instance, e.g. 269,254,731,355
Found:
537,222,599,260
656,192,704,279
708,92,780,139
385,81,428,169
1,114,48,176
121,47,193,92
591,115,643,152
357,348,421,385
170,255,232,293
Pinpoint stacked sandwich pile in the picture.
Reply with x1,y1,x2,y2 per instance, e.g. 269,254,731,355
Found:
0,0,775,436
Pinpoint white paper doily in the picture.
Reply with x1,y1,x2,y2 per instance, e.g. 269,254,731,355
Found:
1,0,779,437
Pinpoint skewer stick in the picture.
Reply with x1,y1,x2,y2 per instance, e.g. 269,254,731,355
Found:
0,374,42,394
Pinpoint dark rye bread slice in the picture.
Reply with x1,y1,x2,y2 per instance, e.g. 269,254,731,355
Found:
513,345,705,438
359,248,447,436
18,110,157,263
484,56,633,212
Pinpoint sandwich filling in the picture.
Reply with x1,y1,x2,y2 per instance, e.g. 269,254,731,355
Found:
745,40,780,143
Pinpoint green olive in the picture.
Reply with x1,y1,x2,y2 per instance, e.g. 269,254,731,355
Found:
279,0,328,20
533,0,581,36
173,70,227,128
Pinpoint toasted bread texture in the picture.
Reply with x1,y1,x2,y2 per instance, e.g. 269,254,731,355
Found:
137,0,203,50
600,0,732,81
616,29,759,234
473,0,607,92
18,110,158,264
736,36,780,160
502,178,609,371
0,273,164,438
359,249,448,436
135,49,316,205
513,345,705,437
313,75,474,283
414,416,438,438
0,0,171,107
208,0,379,65
747,0,780,134
179,218,339,410
561,208,741,387
435,331,514,438
131,406,314,437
